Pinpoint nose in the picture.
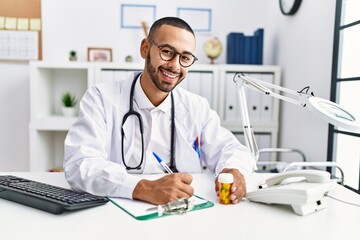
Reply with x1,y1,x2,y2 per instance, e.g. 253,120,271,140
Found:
166,53,181,71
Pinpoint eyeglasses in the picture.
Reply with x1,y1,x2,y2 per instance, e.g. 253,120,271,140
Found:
147,38,198,68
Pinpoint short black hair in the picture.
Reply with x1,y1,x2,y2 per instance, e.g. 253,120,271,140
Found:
148,17,195,39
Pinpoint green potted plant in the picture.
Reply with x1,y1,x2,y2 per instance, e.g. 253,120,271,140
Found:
61,92,77,117
69,50,77,61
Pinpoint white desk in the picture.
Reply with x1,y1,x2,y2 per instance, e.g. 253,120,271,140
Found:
1,172,359,240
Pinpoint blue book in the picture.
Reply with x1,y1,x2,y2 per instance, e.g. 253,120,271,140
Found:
254,28,264,64
243,36,251,64
251,35,257,64
226,33,236,64
235,33,243,64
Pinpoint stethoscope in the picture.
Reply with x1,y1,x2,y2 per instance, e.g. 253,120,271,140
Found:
121,73,177,172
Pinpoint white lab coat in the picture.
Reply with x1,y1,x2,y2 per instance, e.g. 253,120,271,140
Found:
64,72,254,199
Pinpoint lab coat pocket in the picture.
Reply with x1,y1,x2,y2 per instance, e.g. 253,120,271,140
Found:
174,134,203,173
121,118,135,163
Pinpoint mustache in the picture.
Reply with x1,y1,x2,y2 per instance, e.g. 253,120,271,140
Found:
160,66,180,75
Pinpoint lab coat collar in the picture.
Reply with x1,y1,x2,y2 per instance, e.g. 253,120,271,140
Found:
134,75,172,113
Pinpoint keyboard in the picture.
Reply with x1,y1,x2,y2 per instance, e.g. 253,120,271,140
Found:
0,175,108,214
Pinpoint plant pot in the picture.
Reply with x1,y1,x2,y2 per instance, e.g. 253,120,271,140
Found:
69,56,77,61
62,107,77,117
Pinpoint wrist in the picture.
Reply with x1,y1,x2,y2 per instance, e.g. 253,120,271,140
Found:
132,179,153,202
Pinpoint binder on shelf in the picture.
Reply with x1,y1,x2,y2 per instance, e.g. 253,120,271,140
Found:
224,73,239,122
260,74,273,121
199,72,214,107
235,33,244,64
187,72,201,96
254,28,264,64
244,36,252,64
109,195,214,220
226,33,237,64
247,74,262,121
226,28,264,65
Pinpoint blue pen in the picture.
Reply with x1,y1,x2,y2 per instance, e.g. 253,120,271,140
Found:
193,137,200,158
152,152,173,174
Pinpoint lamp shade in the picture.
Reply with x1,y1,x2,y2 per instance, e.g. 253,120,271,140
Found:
307,96,360,133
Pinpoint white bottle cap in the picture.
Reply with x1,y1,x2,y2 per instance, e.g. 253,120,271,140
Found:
218,173,234,184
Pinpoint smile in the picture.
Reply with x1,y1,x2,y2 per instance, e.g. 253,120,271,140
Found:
161,69,179,79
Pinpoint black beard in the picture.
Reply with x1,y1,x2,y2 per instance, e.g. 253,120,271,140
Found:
146,54,184,93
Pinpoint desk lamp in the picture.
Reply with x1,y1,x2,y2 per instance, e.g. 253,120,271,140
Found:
233,73,360,167
235,73,360,216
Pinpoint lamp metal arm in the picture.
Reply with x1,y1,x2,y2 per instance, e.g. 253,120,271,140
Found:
234,73,313,107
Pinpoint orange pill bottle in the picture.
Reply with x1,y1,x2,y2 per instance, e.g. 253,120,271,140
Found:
218,173,234,204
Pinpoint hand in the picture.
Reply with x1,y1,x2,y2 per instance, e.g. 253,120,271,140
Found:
215,168,246,204
132,173,194,205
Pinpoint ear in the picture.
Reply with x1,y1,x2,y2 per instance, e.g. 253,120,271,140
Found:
140,38,149,59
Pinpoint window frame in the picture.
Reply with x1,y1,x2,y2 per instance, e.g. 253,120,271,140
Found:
328,0,360,194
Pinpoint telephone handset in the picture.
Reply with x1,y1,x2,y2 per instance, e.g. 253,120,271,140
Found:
259,169,330,189
246,170,335,216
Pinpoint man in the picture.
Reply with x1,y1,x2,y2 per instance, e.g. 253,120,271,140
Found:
64,17,254,205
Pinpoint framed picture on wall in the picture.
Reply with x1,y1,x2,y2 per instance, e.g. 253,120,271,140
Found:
177,8,212,32
87,48,112,62
120,4,156,29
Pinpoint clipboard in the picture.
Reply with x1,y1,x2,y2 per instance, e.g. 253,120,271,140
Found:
108,194,214,221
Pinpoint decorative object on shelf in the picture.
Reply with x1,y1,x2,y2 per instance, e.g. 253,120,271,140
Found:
88,47,112,62
203,37,222,64
61,92,77,117
279,0,302,16
141,21,148,37
125,55,133,62
69,50,77,61
48,167,64,172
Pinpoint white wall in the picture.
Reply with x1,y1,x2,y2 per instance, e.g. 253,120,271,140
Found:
41,0,270,64
266,0,337,161
0,62,29,171
0,0,336,171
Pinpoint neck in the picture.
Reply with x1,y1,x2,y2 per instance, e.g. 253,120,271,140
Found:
139,74,169,107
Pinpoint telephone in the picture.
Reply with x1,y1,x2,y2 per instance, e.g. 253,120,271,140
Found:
245,170,336,216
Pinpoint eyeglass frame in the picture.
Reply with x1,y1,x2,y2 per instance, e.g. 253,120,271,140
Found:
147,38,198,68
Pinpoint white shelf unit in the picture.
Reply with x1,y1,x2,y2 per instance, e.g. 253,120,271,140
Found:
29,62,280,171
94,63,220,111
29,61,95,171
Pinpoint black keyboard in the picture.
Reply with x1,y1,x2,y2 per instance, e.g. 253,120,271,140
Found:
0,175,108,214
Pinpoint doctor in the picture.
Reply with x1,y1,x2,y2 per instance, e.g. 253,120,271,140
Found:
64,17,254,205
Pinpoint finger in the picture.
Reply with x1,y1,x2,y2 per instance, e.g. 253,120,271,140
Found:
214,177,220,192
229,186,239,204
230,183,246,204
178,173,193,184
168,174,194,198
178,184,194,198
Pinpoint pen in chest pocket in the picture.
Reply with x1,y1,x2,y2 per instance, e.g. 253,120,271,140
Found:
193,136,200,158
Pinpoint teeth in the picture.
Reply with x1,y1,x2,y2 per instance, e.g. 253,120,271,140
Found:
162,70,177,78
